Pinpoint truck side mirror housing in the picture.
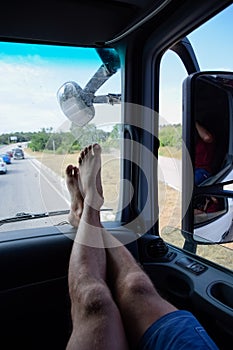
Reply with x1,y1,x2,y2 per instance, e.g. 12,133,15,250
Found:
57,48,120,127
182,71,233,244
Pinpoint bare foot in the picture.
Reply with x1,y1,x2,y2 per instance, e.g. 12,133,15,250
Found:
66,164,84,228
78,143,104,210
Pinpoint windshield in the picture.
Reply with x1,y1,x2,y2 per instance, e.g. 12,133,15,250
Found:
0,43,121,230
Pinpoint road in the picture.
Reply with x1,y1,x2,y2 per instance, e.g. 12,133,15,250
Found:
0,151,185,222
0,147,71,230
158,156,182,191
0,149,182,231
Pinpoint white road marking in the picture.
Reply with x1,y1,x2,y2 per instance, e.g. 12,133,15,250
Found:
28,157,70,206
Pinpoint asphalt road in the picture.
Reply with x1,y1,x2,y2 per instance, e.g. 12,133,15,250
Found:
158,156,182,191
0,148,71,230
0,149,182,231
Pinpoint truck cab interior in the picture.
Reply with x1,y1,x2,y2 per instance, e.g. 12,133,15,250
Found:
0,1,233,349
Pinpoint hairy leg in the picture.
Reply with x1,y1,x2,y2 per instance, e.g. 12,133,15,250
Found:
104,239,177,348
66,143,176,349
66,144,128,350
66,165,83,228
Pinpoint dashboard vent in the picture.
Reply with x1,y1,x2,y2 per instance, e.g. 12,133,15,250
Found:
146,237,169,258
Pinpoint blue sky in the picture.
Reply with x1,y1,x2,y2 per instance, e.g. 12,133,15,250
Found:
159,4,233,124
0,4,232,133
0,42,101,65
188,5,233,71
0,43,121,133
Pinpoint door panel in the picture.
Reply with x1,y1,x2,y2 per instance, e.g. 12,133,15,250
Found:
138,234,233,350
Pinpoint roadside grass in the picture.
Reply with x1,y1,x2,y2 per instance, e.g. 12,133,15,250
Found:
26,148,120,211
26,147,233,270
159,146,182,159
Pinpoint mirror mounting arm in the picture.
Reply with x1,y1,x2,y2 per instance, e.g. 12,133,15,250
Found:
171,37,200,74
195,184,233,199
83,64,113,95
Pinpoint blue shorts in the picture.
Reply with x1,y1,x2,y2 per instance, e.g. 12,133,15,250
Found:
137,310,219,350
195,168,211,185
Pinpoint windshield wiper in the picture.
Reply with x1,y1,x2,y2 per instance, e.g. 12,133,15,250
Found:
0,208,113,226
0,210,70,226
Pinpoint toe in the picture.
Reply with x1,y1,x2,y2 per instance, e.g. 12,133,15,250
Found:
66,164,73,176
93,143,101,154
73,166,79,178
79,150,85,163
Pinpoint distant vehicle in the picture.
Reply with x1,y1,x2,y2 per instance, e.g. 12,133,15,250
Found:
6,151,13,158
0,153,11,164
13,148,24,160
0,158,7,174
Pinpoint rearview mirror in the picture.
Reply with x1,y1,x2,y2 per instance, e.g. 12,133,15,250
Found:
182,71,233,244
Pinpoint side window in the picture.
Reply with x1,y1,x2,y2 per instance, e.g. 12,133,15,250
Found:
159,51,187,243
159,4,233,271
0,44,121,232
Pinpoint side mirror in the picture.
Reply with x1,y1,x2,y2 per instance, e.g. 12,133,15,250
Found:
57,48,121,127
57,81,95,127
193,194,233,243
182,71,233,244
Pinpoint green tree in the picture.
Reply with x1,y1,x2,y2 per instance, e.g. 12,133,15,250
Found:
29,129,50,151
70,123,109,148
159,124,182,149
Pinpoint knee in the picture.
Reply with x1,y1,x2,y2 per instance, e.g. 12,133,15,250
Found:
121,270,155,298
73,279,113,317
